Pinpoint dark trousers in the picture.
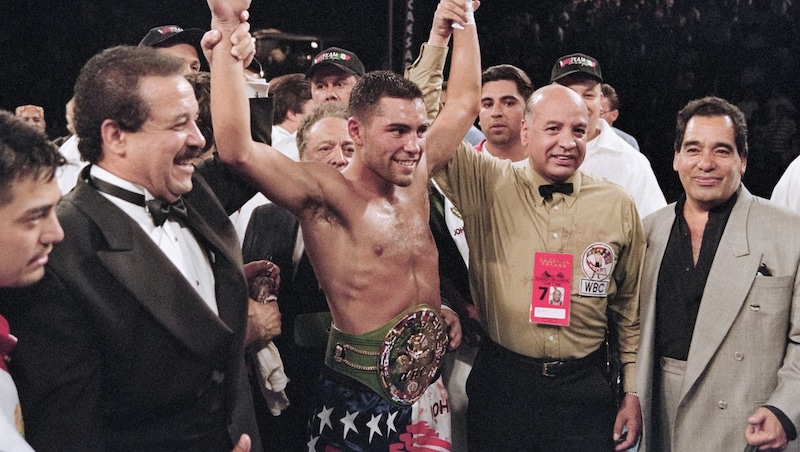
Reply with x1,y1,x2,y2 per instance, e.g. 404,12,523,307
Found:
466,341,616,452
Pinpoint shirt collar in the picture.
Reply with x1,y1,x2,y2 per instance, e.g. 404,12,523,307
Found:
526,166,582,206
89,165,158,202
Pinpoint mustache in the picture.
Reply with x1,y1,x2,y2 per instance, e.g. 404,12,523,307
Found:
176,146,203,161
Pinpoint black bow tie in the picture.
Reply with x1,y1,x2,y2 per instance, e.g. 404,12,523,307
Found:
90,177,188,227
145,199,189,227
538,183,573,201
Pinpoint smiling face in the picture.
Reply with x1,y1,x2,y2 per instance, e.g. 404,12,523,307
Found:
521,85,589,183
479,79,526,149
118,75,205,202
351,96,427,187
674,114,746,212
0,175,63,287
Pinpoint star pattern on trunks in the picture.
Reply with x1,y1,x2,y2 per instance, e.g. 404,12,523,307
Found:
317,405,333,434
387,410,398,435
306,435,318,452
367,413,383,442
341,410,359,439
310,403,412,447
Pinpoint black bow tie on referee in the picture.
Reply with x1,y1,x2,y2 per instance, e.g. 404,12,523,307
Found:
90,177,188,227
538,183,573,201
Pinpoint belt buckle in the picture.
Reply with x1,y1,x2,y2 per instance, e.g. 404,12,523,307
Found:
541,360,560,377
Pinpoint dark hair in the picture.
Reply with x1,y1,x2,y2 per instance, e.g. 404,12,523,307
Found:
0,111,65,205
296,102,350,160
601,83,619,111
184,71,213,153
269,73,312,124
675,96,748,158
482,64,535,101
73,45,185,163
349,70,422,123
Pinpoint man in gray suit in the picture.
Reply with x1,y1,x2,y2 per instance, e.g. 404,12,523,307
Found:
637,96,800,451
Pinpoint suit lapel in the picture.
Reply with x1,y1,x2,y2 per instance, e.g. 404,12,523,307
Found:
183,197,247,330
70,176,235,366
642,209,675,323
681,189,759,400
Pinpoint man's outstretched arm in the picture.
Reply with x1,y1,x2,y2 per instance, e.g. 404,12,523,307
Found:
207,0,329,214
424,0,481,174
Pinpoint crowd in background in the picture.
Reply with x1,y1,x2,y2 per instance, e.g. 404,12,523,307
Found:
473,0,800,199
6,0,800,204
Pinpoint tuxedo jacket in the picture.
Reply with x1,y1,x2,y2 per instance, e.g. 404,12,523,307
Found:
242,202,327,451
637,187,800,451
0,160,262,452
242,203,327,326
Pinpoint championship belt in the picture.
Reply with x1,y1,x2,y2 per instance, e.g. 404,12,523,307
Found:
326,305,448,406
379,307,448,405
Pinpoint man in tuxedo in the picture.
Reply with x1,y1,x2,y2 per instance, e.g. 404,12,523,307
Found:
637,96,800,451
0,35,267,451
241,101,352,451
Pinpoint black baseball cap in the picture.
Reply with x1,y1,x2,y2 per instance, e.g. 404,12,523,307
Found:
138,25,205,49
550,53,603,83
306,47,365,79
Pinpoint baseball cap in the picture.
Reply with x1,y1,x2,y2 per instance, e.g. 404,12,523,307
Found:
138,25,205,49
306,47,365,79
550,53,603,83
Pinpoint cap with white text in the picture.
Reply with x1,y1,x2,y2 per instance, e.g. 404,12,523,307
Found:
138,25,205,49
306,47,365,79
550,53,603,83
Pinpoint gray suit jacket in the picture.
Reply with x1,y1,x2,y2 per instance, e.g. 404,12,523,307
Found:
638,187,800,451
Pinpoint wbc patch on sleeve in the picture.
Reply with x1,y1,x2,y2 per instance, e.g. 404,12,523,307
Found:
579,242,614,297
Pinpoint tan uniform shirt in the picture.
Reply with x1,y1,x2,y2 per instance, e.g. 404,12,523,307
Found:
434,145,645,391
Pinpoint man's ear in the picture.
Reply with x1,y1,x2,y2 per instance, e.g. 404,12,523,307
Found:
100,119,126,157
520,119,529,147
286,109,302,123
348,117,364,147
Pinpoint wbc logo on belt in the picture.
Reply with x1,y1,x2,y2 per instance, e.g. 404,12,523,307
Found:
378,308,447,405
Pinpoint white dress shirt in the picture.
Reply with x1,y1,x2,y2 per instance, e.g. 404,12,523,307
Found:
90,166,218,314
582,119,666,218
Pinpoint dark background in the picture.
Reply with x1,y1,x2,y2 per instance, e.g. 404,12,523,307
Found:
2,0,799,202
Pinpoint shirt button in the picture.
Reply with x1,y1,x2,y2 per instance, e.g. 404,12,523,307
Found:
553,205,559,211
734,352,744,360
718,400,727,409
553,233,558,238
548,335,554,341
750,305,761,312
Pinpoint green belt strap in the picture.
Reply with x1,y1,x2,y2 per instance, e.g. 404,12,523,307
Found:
294,312,333,348
324,304,438,406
